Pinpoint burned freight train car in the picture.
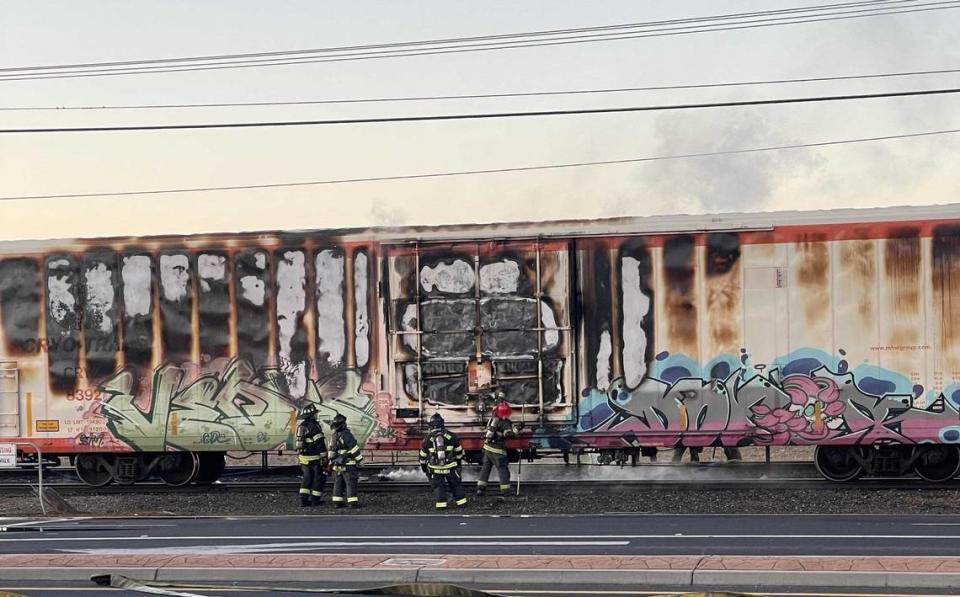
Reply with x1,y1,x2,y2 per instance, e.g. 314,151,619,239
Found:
1,204,959,485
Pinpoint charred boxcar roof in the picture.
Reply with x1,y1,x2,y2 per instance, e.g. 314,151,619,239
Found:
1,202,959,255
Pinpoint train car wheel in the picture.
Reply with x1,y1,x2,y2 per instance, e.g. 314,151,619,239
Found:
75,454,113,487
814,446,863,482
157,452,200,487
913,446,960,483
193,452,226,484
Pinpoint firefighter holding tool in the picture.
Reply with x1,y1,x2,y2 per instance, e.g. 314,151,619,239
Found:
419,413,467,509
475,396,523,498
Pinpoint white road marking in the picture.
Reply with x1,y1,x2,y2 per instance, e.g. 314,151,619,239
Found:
0,517,88,529
4,590,957,597
911,522,960,526
64,540,631,555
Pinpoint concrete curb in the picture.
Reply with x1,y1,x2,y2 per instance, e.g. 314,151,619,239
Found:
3,566,960,589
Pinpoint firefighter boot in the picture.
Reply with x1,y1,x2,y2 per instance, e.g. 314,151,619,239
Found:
300,495,310,508
309,494,322,507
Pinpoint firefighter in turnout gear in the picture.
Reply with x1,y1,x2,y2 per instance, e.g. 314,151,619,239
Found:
419,413,467,510
476,399,522,498
295,403,327,507
328,413,363,508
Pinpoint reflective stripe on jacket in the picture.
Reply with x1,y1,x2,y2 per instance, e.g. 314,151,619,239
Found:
330,429,363,471
297,419,327,465
418,430,464,474
482,417,516,453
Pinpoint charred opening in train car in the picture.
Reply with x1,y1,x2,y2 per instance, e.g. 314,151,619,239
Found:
158,251,193,365
0,258,41,356
197,251,231,362
235,249,271,369
44,254,81,393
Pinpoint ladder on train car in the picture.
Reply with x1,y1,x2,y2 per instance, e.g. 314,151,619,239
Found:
0,361,20,437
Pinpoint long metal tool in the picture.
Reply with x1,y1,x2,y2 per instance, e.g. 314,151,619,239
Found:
516,403,524,497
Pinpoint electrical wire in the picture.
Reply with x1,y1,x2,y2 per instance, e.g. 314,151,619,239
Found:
2,87,957,134
4,66,960,111
2,1,956,82
2,126,956,202
1,0,915,72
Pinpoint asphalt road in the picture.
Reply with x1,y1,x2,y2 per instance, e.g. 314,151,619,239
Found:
3,513,960,557
2,582,960,597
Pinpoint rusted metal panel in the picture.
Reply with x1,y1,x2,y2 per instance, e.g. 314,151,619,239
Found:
833,238,880,376
930,224,960,399
788,234,833,357
703,232,743,360
660,235,699,361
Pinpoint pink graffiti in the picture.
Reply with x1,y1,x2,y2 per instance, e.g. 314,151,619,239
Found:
751,375,844,444
783,375,844,416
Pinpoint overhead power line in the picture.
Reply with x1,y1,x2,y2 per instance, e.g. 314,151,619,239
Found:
2,87,958,134
2,1,957,81
4,66,960,111
2,127,957,202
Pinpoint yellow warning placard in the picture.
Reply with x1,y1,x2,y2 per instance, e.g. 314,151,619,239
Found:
35,420,60,432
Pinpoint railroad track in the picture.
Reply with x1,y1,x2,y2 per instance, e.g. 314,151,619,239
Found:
2,476,959,494
3,461,959,493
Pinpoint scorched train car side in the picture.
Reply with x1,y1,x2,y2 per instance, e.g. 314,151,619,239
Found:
0,204,959,485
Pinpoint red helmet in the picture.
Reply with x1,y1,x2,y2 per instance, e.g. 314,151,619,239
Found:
494,401,511,418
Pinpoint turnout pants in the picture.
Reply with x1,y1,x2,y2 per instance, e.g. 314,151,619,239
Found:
299,461,327,501
477,449,511,494
430,470,466,509
332,468,359,505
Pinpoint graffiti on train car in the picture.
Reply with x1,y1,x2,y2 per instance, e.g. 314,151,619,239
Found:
574,348,960,448
83,357,379,452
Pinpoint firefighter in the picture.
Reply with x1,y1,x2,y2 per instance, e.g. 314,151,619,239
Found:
476,399,522,498
419,413,467,510
328,412,363,509
295,403,327,507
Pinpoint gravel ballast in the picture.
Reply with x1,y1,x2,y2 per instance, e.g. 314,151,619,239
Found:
3,484,960,517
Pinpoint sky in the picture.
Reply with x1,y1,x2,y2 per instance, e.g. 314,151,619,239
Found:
1,1,959,241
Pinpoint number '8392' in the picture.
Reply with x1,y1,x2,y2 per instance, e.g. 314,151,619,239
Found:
66,389,103,401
